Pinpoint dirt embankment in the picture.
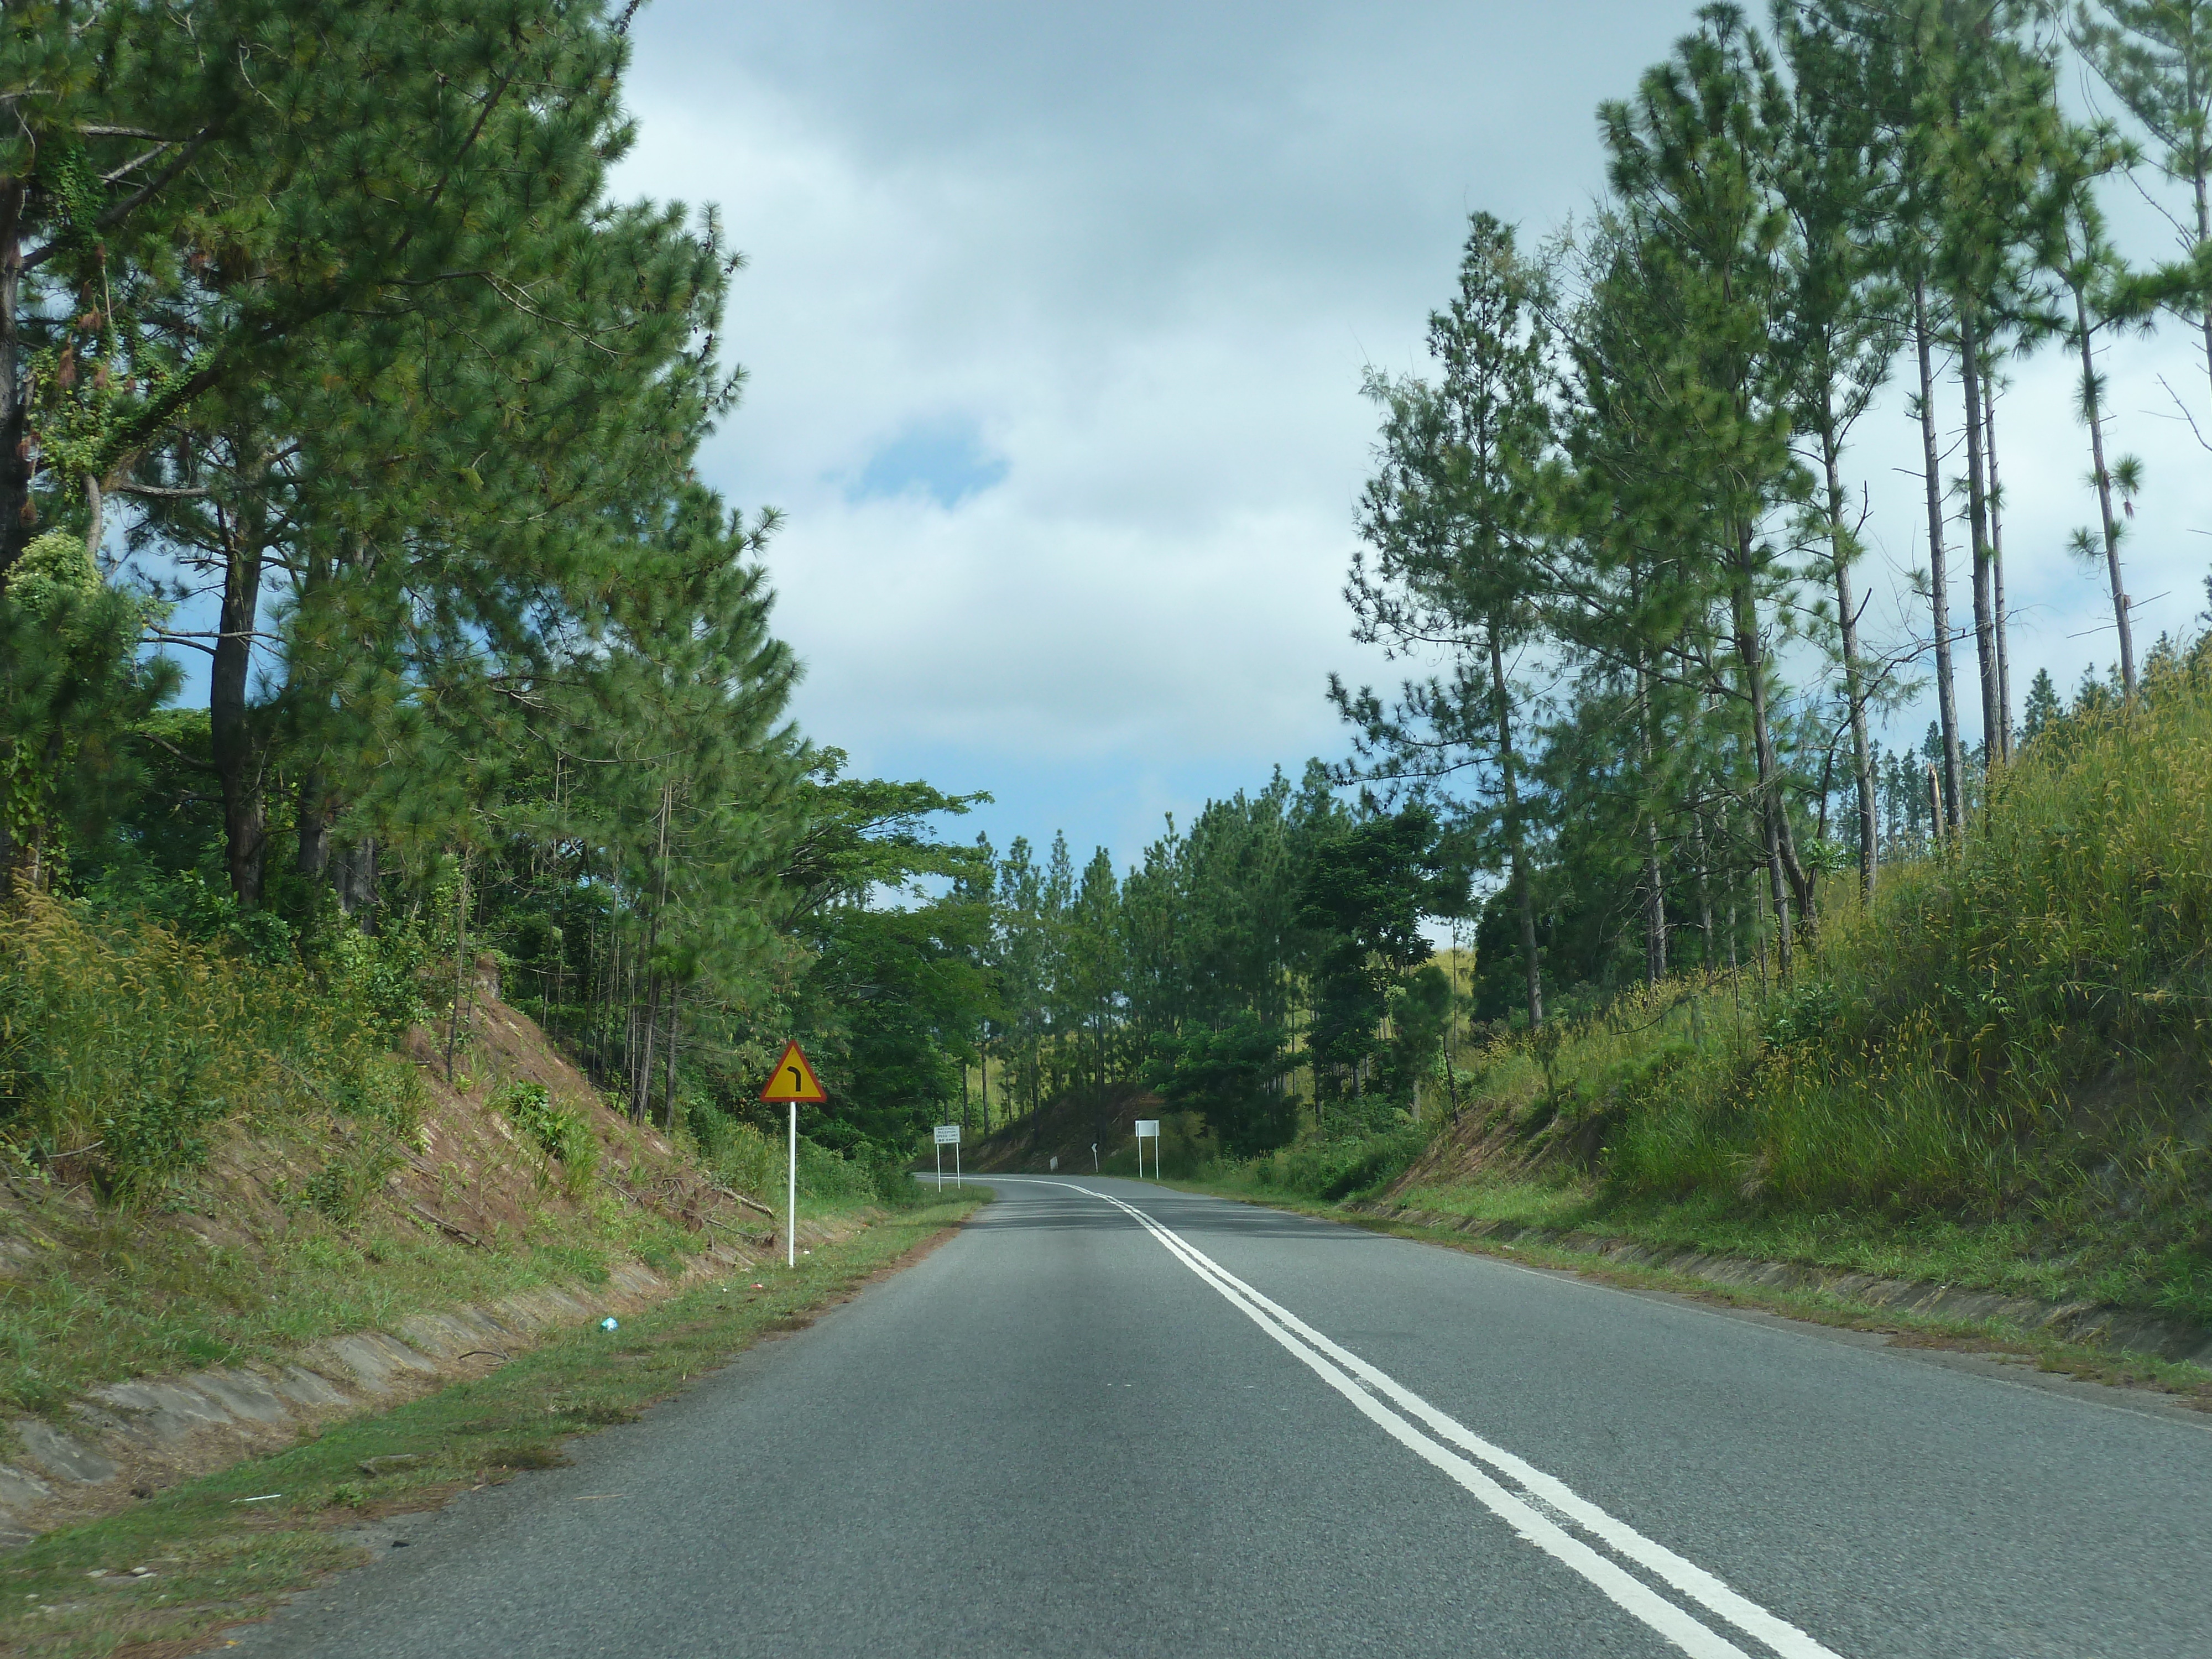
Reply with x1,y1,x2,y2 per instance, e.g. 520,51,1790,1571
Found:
1378,1095,1567,1201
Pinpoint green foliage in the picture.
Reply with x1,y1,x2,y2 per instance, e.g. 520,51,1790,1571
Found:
1147,1013,1297,1156
303,1142,403,1227
0,894,418,1202
690,1110,779,1201
488,1081,599,1202
1229,1122,1436,1203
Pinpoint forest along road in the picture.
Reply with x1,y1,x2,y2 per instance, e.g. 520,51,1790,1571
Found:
237,1178,2212,1659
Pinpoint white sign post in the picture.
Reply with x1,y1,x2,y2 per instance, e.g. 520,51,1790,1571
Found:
1134,1118,1160,1180
933,1123,961,1190
758,1041,827,1271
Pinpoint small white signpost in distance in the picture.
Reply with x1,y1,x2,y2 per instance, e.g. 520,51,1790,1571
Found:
933,1123,961,1190
1134,1119,1160,1181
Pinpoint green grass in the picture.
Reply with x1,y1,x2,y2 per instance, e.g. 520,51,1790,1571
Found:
1378,1172,2199,1312
0,1194,984,1657
0,1167,735,1418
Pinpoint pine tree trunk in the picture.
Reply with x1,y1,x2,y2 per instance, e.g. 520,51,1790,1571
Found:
1913,279,1964,833
1983,378,2010,760
0,178,30,582
1489,628,1541,1027
1730,525,1808,976
1823,423,1877,902
1693,810,1715,966
2195,163,2212,411
295,775,331,881
2074,285,2138,698
336,837,378,927
211,519,267,907
636,973,660,1121
445,860,469,1085
1637,658,1665,985
1958,306,2001,768
661,990,680,1132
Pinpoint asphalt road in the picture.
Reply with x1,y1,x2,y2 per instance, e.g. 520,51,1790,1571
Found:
238,1177,2212,1658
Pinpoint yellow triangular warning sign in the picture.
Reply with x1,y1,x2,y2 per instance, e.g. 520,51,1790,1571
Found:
758,1040,828,1104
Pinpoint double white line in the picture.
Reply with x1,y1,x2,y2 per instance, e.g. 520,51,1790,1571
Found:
1057,1182,1842,1659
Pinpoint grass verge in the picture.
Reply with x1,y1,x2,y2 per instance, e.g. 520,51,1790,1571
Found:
1376,1173,2199,1314
0,1194,985,1658
1165,1178,2212,1411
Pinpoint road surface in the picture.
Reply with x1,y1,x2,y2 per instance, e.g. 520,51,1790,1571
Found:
238,1176,2212,1658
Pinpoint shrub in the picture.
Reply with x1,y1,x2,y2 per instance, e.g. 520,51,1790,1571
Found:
0,891,416,1202
488,1080,600,1200
690,1108,779,1199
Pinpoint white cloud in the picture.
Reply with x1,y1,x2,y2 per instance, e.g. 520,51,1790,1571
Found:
613,1,2212,865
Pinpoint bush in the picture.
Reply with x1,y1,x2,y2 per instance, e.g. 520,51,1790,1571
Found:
0,891,416,1201
1233,1120,1434,1202
488,1080,600,1201
690,1107,779,1199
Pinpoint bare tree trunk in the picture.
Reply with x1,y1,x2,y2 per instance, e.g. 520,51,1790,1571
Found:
2196,164,2212,410
1489,628,1541,1027
1730,530,1805,979
1983,376,2010,759
1914,279,1964,833
0,178,31,582
336,837,378,926
445,860,469,1086
1959,305,2002,767
1822,426,1877,902
661,990,681,1132
2074,284,2138,698
296,776,331,882
635,784,672,1120
1693,809,1715,965
211,539,267,905
1637,663,1666,987
635,975,659,1122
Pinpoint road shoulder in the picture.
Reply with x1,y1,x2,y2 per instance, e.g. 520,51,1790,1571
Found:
0,1195,987,1658
1163,1181,2212,1423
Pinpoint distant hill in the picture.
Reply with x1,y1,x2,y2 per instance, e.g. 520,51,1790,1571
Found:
963,1083,1164,1175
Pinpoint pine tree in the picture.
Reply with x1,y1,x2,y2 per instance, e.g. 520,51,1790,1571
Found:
1340,212,1552,1024
2072,2,2212,416
1599,6,1817,975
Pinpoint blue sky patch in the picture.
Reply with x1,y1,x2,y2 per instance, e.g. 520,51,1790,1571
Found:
846,418,1008,509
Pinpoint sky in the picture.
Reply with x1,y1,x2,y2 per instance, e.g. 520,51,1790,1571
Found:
611,0,2212,873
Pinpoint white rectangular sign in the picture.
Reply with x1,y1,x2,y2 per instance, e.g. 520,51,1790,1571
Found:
934,1124,961,1145
1134,1119,1160,1138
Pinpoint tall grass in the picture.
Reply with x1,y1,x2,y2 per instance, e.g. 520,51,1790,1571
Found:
1462,659,2212,1256
0,891,419,1200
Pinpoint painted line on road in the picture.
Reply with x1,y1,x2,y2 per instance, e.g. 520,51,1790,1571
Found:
1026,1180,1842,1659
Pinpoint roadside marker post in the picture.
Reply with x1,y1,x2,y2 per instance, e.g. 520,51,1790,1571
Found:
1134,1118,1160,1180
933,1123,961,1190
758,1041,828,1269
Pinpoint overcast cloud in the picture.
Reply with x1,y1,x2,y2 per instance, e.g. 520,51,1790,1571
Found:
614,1,2212,869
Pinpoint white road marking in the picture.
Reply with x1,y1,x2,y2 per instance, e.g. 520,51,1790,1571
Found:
1023,1180,1844,1659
